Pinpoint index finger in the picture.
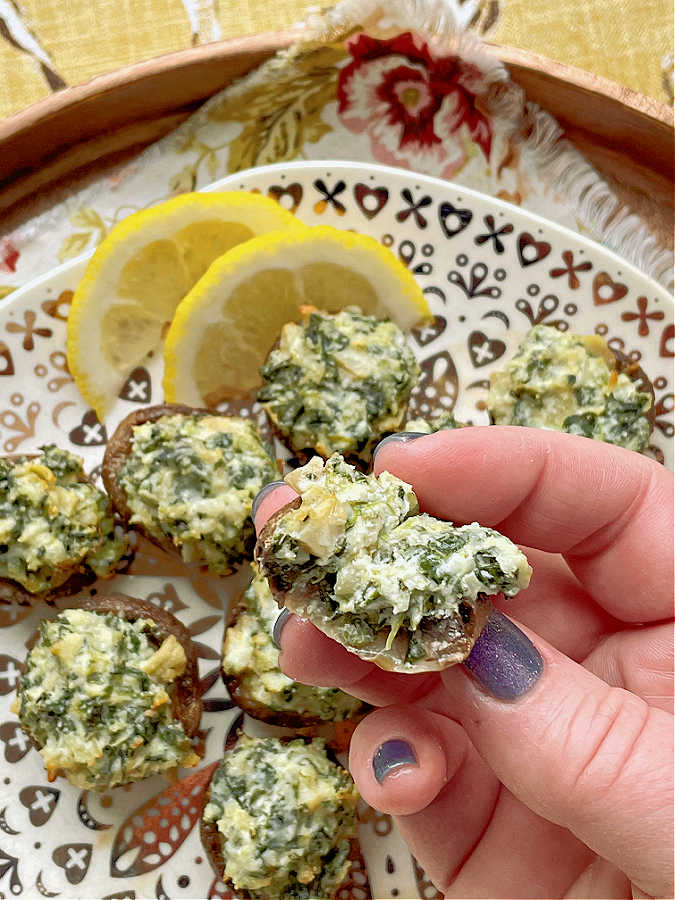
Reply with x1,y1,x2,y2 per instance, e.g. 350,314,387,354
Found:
251,479,398,700
251,480,297,531
374,427,673,623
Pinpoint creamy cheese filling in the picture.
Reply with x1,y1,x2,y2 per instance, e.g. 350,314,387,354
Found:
223,569,363,721
16,609,199,789
259,455,531,666
488,325,652,452
404,412,467,433
0,446,127,593
119,414,278,573
259,307,420,461
203,736,359,899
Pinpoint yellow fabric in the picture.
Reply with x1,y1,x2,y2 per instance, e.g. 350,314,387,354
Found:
0,0,671,120
491,0,674,105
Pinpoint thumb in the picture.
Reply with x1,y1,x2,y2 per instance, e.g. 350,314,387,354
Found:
439,611,674,899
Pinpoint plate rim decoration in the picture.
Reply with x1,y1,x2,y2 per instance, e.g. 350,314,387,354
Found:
0,160,671,900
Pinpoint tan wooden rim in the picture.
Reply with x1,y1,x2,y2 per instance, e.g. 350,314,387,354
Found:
0,31,672,221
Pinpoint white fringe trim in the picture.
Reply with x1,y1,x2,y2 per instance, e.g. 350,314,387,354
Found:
304,0,509,84
301,0,674,291
172,0,672,289
485,82,675,290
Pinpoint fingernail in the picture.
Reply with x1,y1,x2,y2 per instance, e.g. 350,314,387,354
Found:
272,608,292,649
464,610,543,701
372,432,427,462
251,480,286,523
372,739,418,783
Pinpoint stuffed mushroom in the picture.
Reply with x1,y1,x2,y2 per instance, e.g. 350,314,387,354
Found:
256,455,531,672
488,324,653,452
103,404,279,574
258,306,420,464
13,594,202,790
223,566,366,731
201,734,364,900
0,445,129,605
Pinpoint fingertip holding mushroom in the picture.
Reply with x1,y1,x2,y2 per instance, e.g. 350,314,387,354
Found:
255,454,531,673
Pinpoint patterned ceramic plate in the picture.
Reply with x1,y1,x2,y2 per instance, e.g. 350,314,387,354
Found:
0,161,672,900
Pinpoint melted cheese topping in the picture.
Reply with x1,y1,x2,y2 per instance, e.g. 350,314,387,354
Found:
259,307,420,461
16,609,199,789
223,570,363,721
119,414,278,573
0,446,127,593
203,736,359,899
260,455,531,666
405,412,467,433
488,325,652,452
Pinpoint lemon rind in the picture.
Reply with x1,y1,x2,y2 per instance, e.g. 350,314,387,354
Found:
66,192,298,421
163,225,430,406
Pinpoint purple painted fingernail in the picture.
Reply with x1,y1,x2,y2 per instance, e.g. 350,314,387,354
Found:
272,608,292,650
464,610,543,700
251,480,286,523
372,739,418,783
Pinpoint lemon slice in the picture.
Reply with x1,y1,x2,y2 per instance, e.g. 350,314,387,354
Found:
67,192,298,420
163,225,430,407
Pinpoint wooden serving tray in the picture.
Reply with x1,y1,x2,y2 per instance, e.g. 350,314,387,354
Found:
0,31,672,239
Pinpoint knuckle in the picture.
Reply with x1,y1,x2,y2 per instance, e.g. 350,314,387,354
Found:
561,687,650,809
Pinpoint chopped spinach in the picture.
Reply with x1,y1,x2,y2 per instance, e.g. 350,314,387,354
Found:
119,414,277,573
203,736,358,899
17,609,196,790
258,455,531,669
488,325,652,453
0,447,127,593
259,308,420,461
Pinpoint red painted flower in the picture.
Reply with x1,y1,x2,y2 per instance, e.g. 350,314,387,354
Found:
337,32,492,178
0,238,19,273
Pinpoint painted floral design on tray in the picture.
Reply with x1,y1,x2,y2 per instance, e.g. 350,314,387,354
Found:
0,162,672,899
338,32,492,178
22,28,520,283
203,44,349,174
7,15,672,298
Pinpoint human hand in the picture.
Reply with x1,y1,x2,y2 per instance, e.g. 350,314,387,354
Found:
253,428,674,899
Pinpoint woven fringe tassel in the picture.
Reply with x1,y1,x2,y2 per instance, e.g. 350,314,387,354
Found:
302,0,674,290
487,86,674,290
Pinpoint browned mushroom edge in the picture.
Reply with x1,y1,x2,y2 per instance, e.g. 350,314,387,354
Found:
200,734,371,900
16,593,203,776
612,348,656,430
253,497,302,591
0,453,131,607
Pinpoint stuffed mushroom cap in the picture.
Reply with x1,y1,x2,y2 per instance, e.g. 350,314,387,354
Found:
256,455,531,673
103,404,279,575
258,306,420,464
201,734,363,900
488,325,653,452
14,594,202,790
0,446,129,605
223,567,367,729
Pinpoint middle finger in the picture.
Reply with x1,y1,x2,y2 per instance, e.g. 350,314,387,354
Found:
273,549,619,707
277,614,437,706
